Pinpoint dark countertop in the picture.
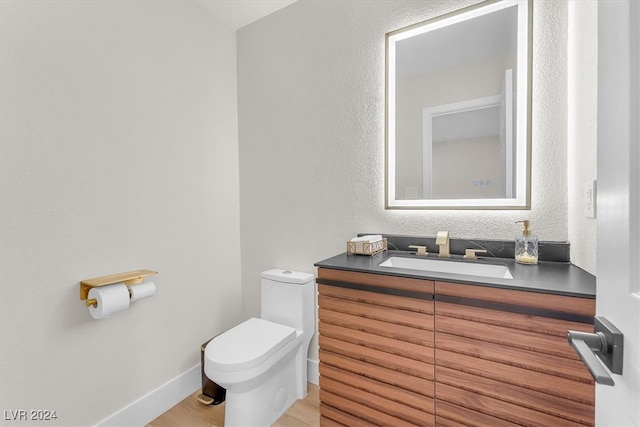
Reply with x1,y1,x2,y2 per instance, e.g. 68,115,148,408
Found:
315,250,596,298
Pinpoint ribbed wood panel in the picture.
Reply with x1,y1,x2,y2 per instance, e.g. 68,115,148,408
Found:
436,332,593,383
322,375,434,425
436,399,518,427
320,404,367,427
318,270,596,426
436,348,594,405
435,305,588,360
320,335,433,379
319,414,347,427
319,321,429,362
319,292,432,328
319,284,433,313
434,285,595,426
435,281,595,316
318,268,435,295
318,269,435,426
437,383,587,427
436,366,595,426
320,389,431,427
436,300,592,338
318,307,432,346
320,350,434,396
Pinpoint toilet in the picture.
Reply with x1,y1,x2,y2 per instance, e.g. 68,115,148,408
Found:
204,269,316,427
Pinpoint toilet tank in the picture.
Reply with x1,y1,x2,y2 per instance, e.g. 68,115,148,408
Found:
260,269,315,334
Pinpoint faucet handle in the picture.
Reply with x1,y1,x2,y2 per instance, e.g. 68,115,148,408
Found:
408,245,428,256
464,249,487,260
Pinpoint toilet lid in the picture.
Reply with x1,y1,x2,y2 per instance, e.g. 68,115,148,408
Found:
205,318,297,372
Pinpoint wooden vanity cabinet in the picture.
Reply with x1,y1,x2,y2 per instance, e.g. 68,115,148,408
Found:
434,281,596,427
317,269,597,427
317,268,436,426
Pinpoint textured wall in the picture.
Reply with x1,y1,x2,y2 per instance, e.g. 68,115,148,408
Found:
0,1,242,424
238,0,577,360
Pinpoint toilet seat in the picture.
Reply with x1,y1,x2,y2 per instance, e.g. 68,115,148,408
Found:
206,318,297,373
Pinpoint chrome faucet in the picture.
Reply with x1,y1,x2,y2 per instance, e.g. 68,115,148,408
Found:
436,231,450,258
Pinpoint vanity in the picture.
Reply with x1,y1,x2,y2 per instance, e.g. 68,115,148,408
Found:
317,0,597,423
314,248,596,427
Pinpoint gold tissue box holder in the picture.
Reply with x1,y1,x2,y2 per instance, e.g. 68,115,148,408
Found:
347,238,387,256
80,269,157,307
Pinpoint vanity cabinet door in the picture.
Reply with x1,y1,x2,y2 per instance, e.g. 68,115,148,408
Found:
317,268,435,427
434,281,596,427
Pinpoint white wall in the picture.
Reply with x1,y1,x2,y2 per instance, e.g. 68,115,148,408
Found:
0,1,242,425
567,1,598,275
237,0,598,360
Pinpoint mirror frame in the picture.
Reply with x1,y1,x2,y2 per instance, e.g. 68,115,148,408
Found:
385,0,532,210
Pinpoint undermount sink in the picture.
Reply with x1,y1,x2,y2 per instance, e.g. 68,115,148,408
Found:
378,256,514,280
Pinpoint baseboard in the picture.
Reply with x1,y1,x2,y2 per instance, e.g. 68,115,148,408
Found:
307,358,319,385
97,359,318,426
96,364,201,427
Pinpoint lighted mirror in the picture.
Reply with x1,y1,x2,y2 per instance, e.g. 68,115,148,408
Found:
385,0,532,209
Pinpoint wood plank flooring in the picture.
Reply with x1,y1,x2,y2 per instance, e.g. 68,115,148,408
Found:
147,383,319,427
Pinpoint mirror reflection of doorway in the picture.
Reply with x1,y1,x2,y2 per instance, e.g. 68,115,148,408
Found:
422,69,514,199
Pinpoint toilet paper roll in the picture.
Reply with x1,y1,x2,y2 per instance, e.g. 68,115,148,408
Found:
128,280,156,303
88,282,130,320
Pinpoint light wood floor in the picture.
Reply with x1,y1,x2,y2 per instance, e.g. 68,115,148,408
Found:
147,383,320,427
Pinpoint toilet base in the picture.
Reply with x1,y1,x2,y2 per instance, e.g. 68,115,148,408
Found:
222,348,305,427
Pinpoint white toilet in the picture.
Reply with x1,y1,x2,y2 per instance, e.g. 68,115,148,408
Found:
204,269,316,427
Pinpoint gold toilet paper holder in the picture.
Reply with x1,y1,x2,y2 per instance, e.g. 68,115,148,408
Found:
80,269,157,308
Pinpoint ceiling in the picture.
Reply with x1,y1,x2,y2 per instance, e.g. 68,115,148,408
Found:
196,0,297,30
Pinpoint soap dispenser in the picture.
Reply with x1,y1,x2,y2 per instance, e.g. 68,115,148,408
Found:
515,220,538,265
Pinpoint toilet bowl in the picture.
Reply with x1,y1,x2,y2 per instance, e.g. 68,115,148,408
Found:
204,269,315,427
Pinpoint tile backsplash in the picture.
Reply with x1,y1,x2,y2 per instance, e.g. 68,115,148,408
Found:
360,233,570,263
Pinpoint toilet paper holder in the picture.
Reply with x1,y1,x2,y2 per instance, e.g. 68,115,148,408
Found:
80,269,157,307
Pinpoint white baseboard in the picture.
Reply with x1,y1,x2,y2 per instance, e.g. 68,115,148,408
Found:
97,359,319,426
307,358,319,385
96,364,201,427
